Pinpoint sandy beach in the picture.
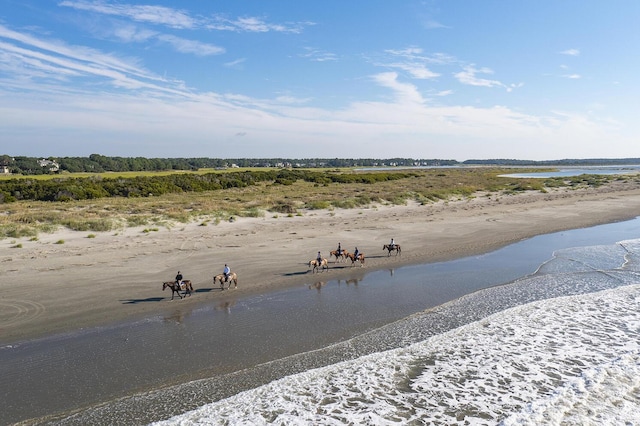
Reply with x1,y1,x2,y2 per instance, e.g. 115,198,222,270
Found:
3,179,640,346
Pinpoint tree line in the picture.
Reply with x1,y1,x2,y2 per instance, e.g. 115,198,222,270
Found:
0,154,457,175
0,169,415,203
3,154,639,176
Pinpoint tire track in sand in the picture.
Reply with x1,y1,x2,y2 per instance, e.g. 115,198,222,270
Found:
0,299,46,328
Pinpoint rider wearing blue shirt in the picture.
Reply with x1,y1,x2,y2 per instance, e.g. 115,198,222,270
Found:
223,264,231,281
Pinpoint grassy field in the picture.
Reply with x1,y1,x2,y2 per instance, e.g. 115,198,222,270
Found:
0,167,623,240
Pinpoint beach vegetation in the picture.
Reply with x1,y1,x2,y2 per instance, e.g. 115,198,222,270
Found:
0,167,625,240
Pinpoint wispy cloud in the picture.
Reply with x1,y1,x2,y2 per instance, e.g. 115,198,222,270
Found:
207,15,314,34
59,1,314,34
0,23,187,94
300,47,338,62
156,34,224,56
563,74,581,79
560,48,580,56
423,20,450,30
59,0,198,29
224,58,246,69
377,47,448,80
454,65,517,91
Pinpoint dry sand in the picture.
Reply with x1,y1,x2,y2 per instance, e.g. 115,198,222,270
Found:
3,180,640,345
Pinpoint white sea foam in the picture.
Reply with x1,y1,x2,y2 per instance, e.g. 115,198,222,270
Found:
151,283,640,425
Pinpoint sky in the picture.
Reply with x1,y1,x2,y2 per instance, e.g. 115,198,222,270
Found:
1,1,639,161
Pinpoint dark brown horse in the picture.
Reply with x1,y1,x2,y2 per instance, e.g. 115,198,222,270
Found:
383,244,401,256
214,272,238,290
162,280,193,300
346,252,365,266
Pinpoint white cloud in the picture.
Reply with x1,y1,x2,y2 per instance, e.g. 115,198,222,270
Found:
454,65,506,89
372,72,425,105
0,24,191,95
59,1,198,29
224,58,246,69
208,15,314,34
59,1,314,34
156,35,224,56
111,24,157,43
563,74,581,79
560,49,580,56
378,47,447,80
423,20,450,29
385,62,439,79
300,47,338,62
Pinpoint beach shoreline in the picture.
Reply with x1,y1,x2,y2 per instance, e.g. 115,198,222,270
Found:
3,180,640,345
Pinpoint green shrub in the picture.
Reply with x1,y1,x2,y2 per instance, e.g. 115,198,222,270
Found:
306,200,331,210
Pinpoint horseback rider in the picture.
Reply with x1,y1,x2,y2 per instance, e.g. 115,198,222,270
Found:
175,271,183,288
353,247,359,260
223,264,231,282
390,238,395,250
337,242,342,256
317,251,322,265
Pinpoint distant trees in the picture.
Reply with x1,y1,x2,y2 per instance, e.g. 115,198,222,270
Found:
2,154,639,177
0,154,459,175
0,169,419,203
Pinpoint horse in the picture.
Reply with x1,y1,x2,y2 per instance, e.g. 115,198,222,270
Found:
162,280,193,300
214,272,238,290
308,258,329,273
383,244,401,256
330,249,348,263
346,252,365,267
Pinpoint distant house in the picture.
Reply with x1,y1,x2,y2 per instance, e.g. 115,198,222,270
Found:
38,159,60,172
1,165,9,174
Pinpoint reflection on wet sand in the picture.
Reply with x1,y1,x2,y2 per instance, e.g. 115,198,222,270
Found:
215,300,237,314
163,309,188,324
338,277,363,286
308,281,326,292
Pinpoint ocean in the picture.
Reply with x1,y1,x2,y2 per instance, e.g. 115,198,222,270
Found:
4,218,640,425
150,235,640,425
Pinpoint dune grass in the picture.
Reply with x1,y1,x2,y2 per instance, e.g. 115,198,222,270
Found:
0,167,620,240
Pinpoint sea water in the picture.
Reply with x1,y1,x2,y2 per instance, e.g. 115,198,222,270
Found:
146,242,640,425
8,222,640,425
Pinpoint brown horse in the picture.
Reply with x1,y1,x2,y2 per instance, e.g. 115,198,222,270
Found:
214,272,238,290
330,250,348,263
346,252,365,267
308,258,329,273
162,280,193,300
383,244,401,256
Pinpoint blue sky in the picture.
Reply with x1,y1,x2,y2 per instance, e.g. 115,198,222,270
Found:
1,1,638,160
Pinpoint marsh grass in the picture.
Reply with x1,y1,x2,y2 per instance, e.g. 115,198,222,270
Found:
0,168,616,240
